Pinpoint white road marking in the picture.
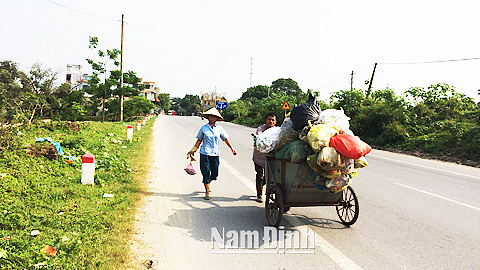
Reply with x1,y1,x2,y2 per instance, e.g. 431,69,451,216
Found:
369,154,480,180
221,157,364,270
178,118,363,269
220,157,257,192
394,183,480,212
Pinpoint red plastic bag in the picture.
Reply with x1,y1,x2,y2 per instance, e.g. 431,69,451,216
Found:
184,162,196,175
329,134,372,160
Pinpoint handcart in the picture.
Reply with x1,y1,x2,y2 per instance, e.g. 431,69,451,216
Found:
264,157,359,227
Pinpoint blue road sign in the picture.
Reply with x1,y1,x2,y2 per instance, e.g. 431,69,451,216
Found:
215,102,227,110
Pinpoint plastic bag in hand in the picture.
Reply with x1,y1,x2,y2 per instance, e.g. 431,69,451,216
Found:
184,162,196,175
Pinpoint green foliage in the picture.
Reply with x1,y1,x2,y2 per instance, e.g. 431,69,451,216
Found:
105,96,155,121
240,85,269,100
222,99,252,122
0,119,154,269
155,93,171,112
225,92,302,127
330,88,365,118
270,78,302,96
331,85,480,162
172,94,202,115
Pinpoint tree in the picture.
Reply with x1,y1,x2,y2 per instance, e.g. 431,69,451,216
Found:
0,61,59,124
330,88,366,118
109,70,142,97
106,96,154,121
240,85,269,100
155,93,171,112
86,36,121,123
179,94,201,115
270,78,302,96
0,60,23,123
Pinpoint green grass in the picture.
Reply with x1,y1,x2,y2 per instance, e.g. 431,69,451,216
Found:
0,117,156,269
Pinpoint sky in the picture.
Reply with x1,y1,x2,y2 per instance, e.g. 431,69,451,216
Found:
2,0,480,102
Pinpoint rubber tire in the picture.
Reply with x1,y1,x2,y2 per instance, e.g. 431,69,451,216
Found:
265,185,284,227
336,186,359,226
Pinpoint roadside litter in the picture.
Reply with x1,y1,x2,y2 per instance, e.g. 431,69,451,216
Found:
35,136,75,162
40,245,57,256
255,95,371,193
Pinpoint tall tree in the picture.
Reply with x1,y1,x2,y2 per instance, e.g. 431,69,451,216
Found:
179,94,202,115
240,85,269,100
270,78,302,96
156,93,171,112
86,36,120,123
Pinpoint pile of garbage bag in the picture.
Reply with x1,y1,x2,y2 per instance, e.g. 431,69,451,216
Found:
255,95,371,193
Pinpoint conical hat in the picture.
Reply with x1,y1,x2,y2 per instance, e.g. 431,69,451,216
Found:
202,107,223,120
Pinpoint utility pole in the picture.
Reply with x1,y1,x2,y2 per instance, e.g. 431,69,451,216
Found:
249,57,253,87
119,14,125,121
102,66,107,123
367,63,377,97
351,71,354,90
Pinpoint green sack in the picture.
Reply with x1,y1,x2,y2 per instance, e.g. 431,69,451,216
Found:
275,140,309,163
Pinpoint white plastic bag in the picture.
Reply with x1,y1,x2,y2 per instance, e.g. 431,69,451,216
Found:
317,109,350,133
256,126,282,153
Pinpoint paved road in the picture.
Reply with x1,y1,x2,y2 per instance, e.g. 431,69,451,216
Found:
128,115,480,270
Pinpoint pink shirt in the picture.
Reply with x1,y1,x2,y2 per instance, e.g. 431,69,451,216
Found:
253,124,269,167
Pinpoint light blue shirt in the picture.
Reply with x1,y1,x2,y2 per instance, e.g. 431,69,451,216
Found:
196,123,229,156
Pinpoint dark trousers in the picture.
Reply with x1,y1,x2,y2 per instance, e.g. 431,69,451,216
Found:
200,154,219,184
254,163,265,198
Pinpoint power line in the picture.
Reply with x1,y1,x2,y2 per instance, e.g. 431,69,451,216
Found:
45,0,118,22
379,57,480,65
44,0,351,75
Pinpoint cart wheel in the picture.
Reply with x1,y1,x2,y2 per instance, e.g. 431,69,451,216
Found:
265,185,284,227
336,186,359,226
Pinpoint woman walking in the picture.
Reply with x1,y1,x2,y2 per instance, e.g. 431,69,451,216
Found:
187,107,237,200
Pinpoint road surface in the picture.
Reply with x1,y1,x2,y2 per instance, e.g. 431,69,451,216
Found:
126,115,480,270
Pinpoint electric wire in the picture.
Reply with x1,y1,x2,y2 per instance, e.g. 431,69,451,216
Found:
44,0,349,75
44,0,480,95
45,0,118,22
379,57,480,65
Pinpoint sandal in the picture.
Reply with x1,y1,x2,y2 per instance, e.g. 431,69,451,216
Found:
204,196,210,200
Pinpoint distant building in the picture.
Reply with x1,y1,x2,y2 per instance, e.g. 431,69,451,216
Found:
138,79,160,101
201,94,227,109
81,74,92,90
66,64,82,83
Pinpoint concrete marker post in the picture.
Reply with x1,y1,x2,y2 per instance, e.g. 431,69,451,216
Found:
142,117,146,125
137,120,141,131
127,125,133,142
81,153,95,185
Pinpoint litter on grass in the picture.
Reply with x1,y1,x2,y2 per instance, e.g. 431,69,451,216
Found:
35,137,76,162
41,245,57,256
31,230,41,236
33,263,45,268
103,193,114,198
35,137,64,155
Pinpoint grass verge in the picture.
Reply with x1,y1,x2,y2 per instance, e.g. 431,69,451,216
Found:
0,117,156,269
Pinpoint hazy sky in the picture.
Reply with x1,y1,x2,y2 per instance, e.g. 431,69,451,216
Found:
2,0,480,102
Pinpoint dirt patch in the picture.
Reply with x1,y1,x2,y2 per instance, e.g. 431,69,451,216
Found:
26,144,58,160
